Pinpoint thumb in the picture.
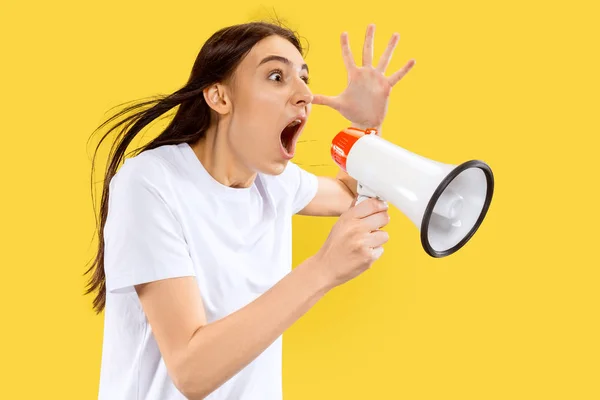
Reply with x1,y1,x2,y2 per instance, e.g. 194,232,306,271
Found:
312,94,341,111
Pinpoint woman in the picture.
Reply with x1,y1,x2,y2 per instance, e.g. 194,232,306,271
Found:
85,20,415,400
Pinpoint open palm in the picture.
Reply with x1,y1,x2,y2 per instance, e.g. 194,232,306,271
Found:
313,24,416,131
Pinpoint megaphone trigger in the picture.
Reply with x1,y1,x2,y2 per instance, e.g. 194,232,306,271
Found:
355,182,384,206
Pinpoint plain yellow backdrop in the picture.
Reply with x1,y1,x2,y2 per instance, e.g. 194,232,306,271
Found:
1,0,598,398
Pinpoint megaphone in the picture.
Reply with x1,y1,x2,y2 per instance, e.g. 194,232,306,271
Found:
331,127,494,258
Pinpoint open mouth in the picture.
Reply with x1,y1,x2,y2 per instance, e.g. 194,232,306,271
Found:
280,118,304,157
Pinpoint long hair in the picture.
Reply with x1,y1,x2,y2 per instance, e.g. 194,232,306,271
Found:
84,20,306,314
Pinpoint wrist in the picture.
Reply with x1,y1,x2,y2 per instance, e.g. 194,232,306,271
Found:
350,122,382,134
299,255,334,296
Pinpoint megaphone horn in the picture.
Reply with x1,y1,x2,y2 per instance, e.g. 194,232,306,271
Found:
331,127,494,258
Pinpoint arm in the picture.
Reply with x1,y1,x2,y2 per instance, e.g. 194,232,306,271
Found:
296,174,354,217
135,256,330,400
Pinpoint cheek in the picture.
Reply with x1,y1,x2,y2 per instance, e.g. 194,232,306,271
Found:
229,112,272,151
248,95,284,131
239,89,277,118
254,89,283,111
231,85,284,141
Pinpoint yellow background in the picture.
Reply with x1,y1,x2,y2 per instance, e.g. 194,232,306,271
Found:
1,0,598,398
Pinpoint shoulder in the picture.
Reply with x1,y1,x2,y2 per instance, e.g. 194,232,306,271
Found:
105,150,183,228
112,146,180,189
107,149,184,211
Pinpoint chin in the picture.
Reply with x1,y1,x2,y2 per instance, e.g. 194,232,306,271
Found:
261,159,289,176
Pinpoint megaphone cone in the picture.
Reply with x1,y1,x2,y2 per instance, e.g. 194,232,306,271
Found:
331,127,494,258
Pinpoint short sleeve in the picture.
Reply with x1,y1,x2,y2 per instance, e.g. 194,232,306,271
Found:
282,162,319,214
103,157,195,294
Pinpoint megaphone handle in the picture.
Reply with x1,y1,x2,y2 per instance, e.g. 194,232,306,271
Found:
356,194,370,205
356,183,387,259
356,183,384,205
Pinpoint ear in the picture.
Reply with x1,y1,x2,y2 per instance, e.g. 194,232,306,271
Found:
203,84,231,115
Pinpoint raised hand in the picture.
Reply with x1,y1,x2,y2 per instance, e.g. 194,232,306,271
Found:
313,24,416,131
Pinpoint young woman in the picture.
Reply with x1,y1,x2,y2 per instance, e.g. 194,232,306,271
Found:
85,21,415,400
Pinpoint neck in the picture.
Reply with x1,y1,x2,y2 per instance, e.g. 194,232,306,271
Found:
189,124,256,189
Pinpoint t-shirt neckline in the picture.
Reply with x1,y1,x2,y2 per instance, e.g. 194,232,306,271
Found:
179,142,262,201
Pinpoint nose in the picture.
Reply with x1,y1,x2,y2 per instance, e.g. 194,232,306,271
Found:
291,79,313,107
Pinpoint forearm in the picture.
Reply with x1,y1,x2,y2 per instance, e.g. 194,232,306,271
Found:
177,256,330,399
336,168,358,198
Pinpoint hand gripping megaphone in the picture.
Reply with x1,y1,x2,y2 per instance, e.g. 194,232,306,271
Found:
331,127,494,258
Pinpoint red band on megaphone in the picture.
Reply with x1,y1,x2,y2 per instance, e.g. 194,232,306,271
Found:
330,127,377,171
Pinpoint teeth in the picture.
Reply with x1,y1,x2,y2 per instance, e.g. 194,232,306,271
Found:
287,119,301,127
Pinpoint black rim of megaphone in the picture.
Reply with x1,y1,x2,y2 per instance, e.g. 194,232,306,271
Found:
420,160,494,258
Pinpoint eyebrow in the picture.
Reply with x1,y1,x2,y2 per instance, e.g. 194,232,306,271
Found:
258,55,309,74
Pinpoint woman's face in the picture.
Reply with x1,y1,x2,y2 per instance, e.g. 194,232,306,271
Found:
221,35,313,175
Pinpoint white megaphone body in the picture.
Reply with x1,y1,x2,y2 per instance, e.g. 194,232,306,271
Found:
331,127,494,258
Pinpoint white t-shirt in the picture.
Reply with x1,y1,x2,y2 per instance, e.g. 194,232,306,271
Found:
98,142,319,400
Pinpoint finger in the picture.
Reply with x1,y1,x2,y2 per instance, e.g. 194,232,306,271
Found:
364,230,390,248
361,209,391,232
312,94,341,111
376,33,400,73
340,32,356,72
362,24,375,67
350,197,388,219
388,59,416,87
371,246,384,260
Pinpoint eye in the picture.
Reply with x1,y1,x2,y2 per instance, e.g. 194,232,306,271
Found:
268,69,284,82
268,69,310,85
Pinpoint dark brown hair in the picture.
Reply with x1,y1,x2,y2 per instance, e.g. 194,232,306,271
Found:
84,19,306,314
